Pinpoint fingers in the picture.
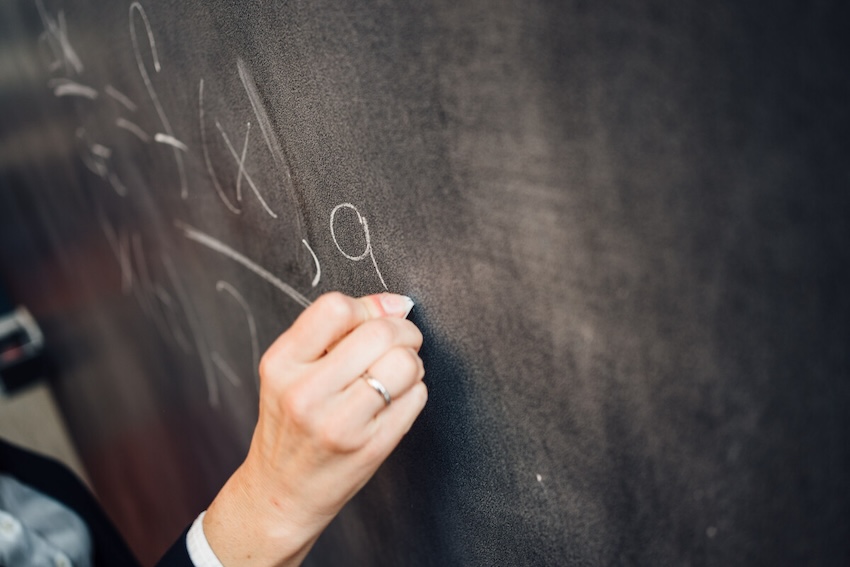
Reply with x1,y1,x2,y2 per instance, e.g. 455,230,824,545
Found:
264,292,414,366
368,381,428,458
313,316,423,394
342,347,425,422
317,376,428,459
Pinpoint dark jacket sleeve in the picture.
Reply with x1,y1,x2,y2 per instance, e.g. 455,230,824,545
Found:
155,527,195,566
0,438,195,567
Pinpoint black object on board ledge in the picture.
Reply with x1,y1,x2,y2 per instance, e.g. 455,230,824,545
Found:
0,305,50,394
0,0,848,565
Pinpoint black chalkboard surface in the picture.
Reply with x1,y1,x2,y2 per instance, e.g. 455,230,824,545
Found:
1,0,848,565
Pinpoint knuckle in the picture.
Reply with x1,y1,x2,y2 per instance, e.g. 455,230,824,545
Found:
259,350,298,392
314,292,355,322
318,420,359,453
364,319,397,348
258,352,277,383
415,382,429,406
410,325,424,349
281,386,313,427
392,348,420,378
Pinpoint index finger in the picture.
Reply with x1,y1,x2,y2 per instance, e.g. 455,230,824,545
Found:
265,292,414,365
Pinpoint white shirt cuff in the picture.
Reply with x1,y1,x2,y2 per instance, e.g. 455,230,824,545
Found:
186,511,225,567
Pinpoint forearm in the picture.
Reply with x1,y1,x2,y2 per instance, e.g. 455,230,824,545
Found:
203,464,323,567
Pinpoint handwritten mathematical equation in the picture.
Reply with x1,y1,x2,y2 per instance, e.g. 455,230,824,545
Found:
35,0,400,407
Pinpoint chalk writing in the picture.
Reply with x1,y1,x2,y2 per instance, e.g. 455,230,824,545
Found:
154,133,188,152
116,117,151,143
199,78,241,214
330,203,388,290
235,123,251,202
105,84,138,112
175,220,312,308
35,0,83,75
129,2,188,198
108,173,128,196
76,127,128,196
199,72,278,218
131,233,176,344
37,32,62,73
50,79,98,99
97,212,133,293
97,214,170,346
301,240,321,288
237,59,301,234
211,351,242,387
153,284,192,353
75,127,108,177
215,280,260,387
90,144,112,159
162,254,219,407
215,120,277,218
99,216,195,355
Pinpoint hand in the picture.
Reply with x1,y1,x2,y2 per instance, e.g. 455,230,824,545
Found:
202,292,427,566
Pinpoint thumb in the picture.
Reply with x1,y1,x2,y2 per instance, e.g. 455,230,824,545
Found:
361,293,415,319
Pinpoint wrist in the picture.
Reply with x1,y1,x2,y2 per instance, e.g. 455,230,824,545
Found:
203,464,321,567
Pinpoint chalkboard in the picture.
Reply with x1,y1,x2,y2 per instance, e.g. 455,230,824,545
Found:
1,0,848,565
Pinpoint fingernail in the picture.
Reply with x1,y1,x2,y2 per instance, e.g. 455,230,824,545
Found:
378,294,415,318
